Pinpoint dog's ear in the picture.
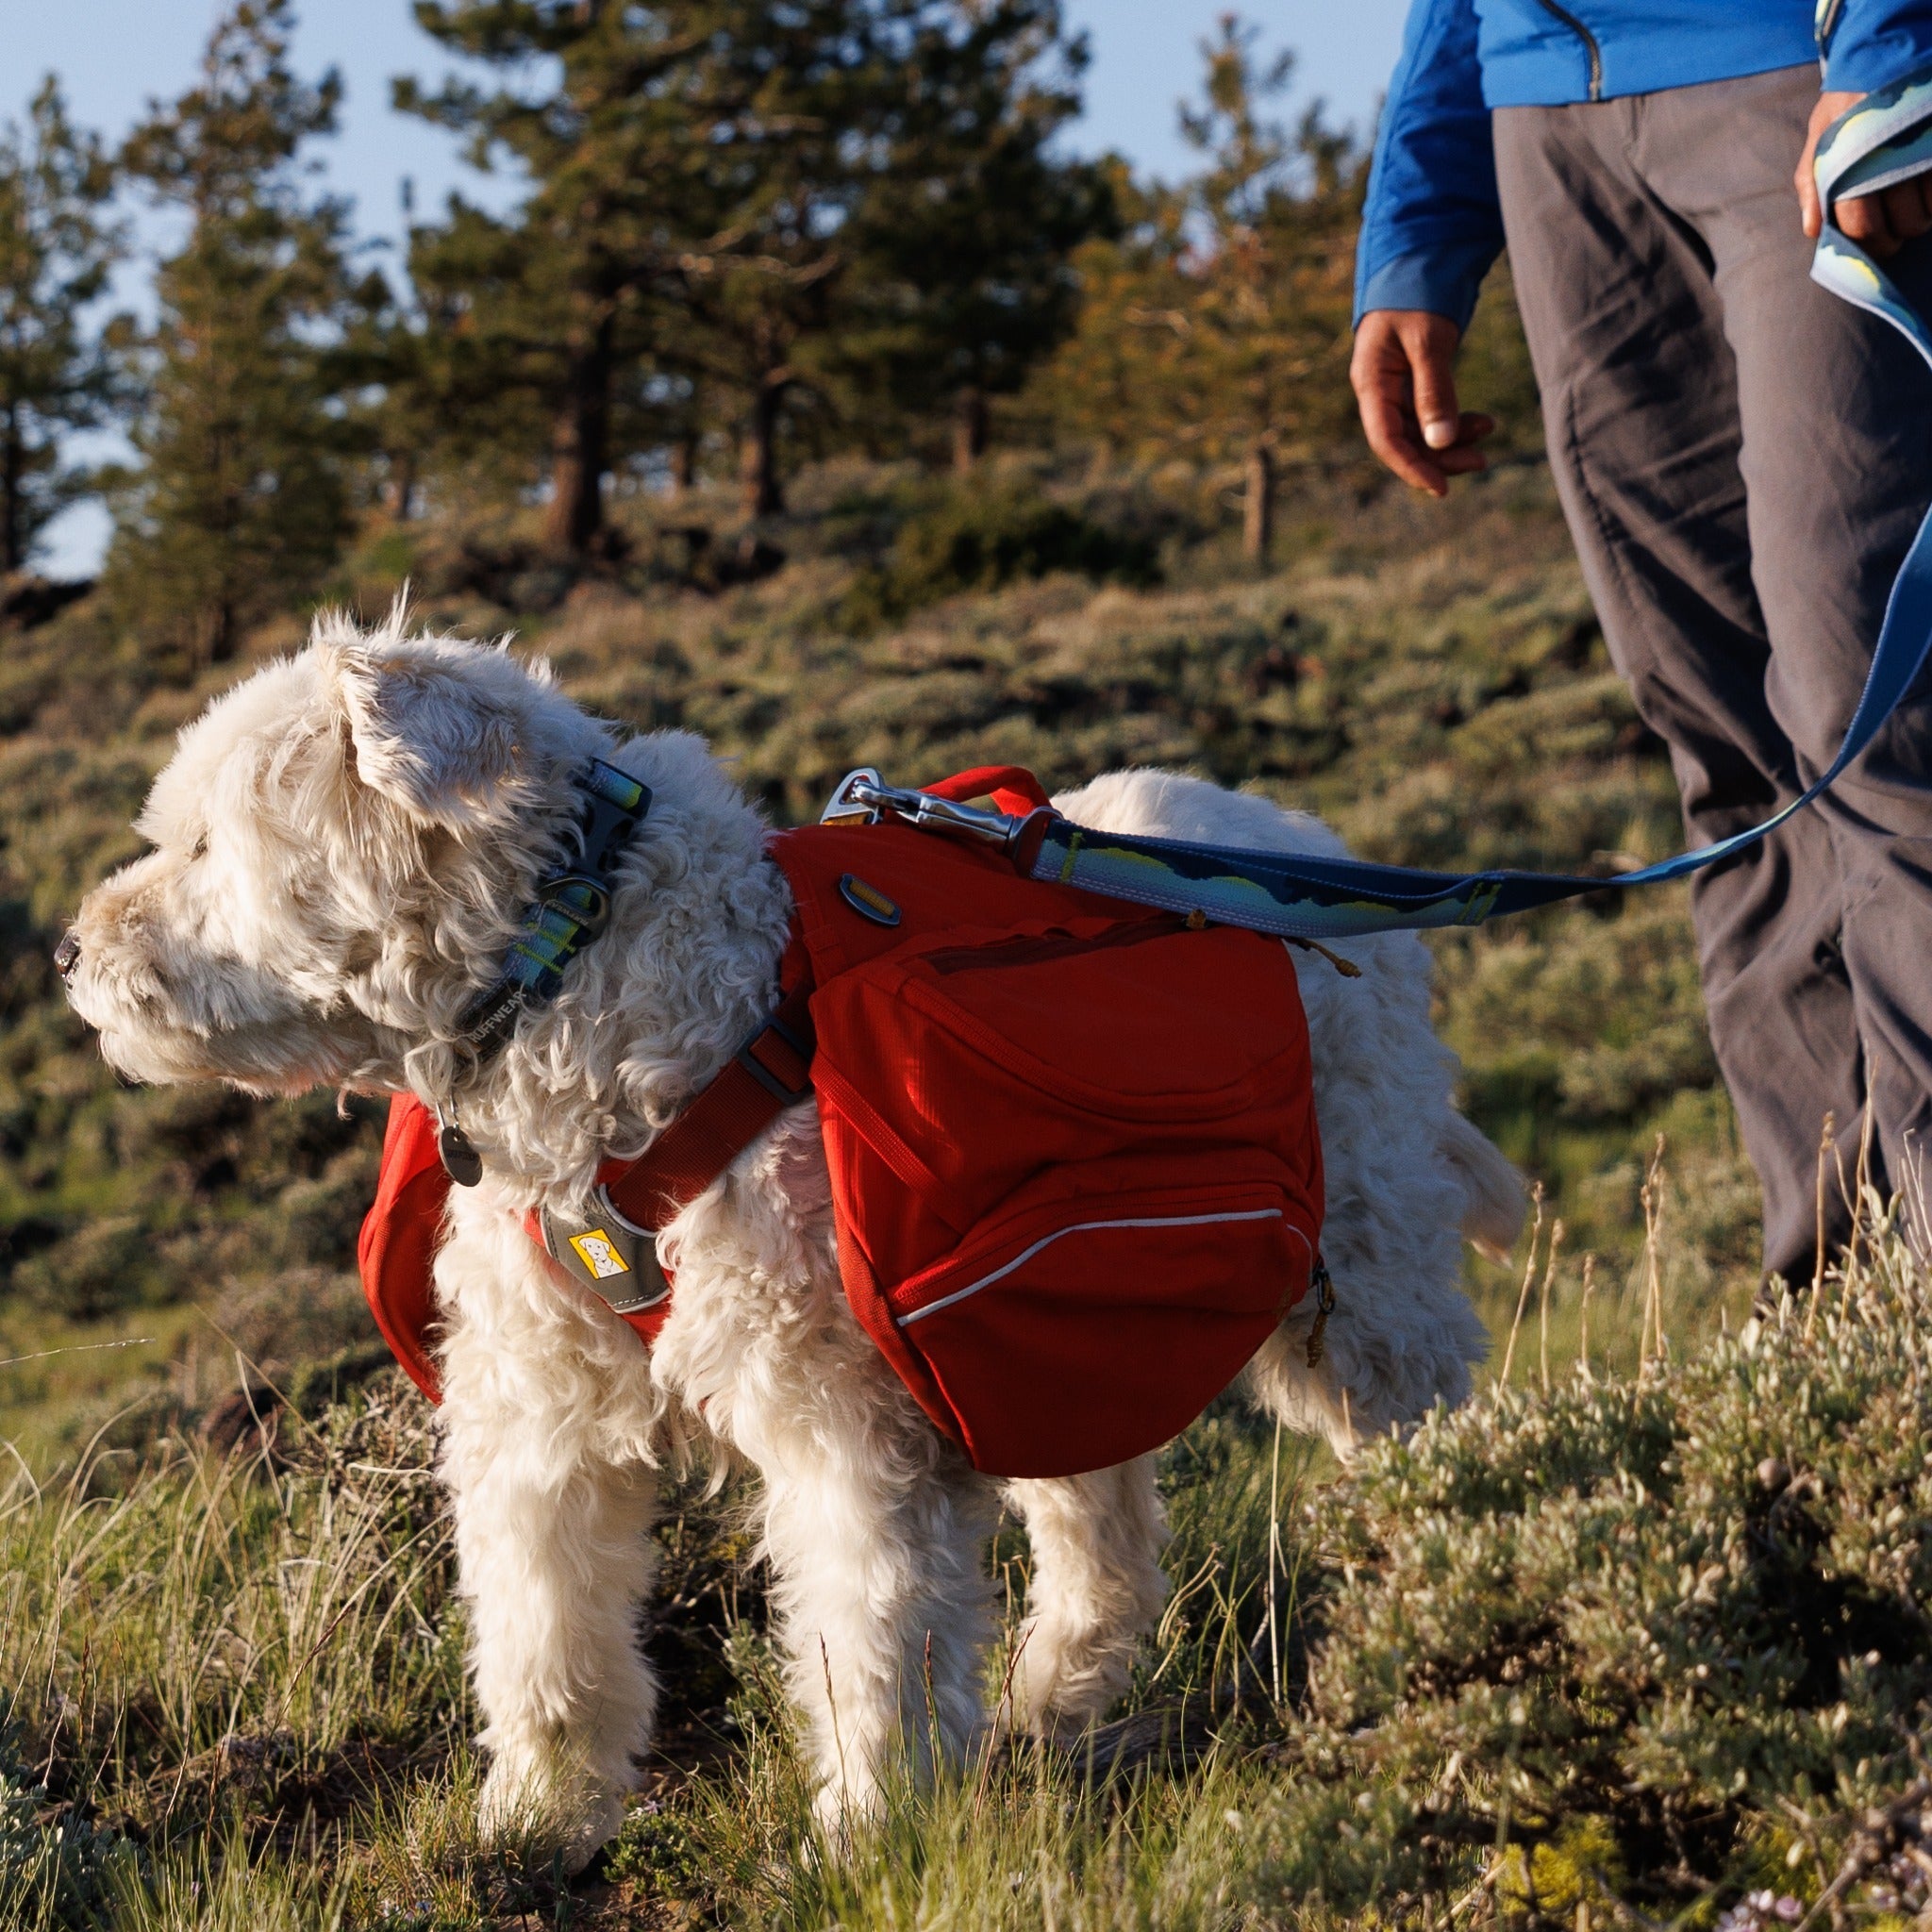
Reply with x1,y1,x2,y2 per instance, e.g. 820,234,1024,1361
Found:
322,639,527,828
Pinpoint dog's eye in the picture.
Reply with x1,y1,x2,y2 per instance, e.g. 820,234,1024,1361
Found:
189,834,208,859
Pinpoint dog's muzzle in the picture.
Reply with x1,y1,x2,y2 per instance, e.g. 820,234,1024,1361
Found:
54,930,80,982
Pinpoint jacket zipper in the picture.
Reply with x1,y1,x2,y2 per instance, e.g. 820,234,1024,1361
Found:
1816,0,1845,53
1534,0,1604,102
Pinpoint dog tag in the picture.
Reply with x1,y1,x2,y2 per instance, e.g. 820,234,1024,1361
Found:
439,1120,484,1187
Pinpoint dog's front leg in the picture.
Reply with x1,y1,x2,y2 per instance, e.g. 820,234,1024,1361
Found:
757,1432,992,1833
435,1205,663,1869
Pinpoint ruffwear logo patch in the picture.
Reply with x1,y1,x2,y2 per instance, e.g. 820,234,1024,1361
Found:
568,1228,632,1280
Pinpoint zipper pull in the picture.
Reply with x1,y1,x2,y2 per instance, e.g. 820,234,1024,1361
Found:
1306,1259,1337,1368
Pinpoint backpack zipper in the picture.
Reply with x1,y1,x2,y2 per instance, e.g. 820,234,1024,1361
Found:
1534,0,1604,101
921,914,1185,977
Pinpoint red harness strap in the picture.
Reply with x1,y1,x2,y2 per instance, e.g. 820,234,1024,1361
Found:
525,941,817,1324
621,946,815,1217
362,941,816,1405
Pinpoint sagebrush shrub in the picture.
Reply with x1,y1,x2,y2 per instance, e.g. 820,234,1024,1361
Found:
1244,1223,1932,1926
840,482,1158,630
0,1729,133,1930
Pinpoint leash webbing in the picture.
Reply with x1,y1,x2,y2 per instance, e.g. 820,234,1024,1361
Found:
988,76,1932,943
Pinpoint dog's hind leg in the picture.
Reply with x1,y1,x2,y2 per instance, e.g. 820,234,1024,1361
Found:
1000,1457,1169,1740
435,1205,664,1871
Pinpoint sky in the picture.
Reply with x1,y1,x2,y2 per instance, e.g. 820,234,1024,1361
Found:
0,0,1414,578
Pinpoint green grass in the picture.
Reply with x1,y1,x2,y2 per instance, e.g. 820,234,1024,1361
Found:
0,440,1847,1922
7,1206,1932,1928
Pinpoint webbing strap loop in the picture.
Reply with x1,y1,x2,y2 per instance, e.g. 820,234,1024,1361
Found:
736,1013,815,1107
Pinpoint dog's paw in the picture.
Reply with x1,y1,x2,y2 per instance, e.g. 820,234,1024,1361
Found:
558,1788,627,1875
998,1619,1112,1743
476,1754,625,1874
810,1767,886,1845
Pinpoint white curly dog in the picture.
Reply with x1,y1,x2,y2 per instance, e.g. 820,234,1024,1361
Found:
61,616,1520,1863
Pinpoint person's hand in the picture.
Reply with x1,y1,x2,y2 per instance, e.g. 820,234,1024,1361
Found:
1798,87,1932,257
1349,309,1494,498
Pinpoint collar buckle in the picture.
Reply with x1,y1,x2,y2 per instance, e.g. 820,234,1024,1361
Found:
538,872,614,938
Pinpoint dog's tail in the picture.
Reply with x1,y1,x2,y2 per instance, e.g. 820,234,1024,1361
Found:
1441,1110,1525,1263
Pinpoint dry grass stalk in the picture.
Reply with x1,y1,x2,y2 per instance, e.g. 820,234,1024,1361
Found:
1812,1110,1839,1329
1578,1254,1597,1381
1266,1416,1285,1707
1848,1106,1876,1280
1499,1183,1546,1391
1539,1220,1565,1395
1639,1138,1668,1376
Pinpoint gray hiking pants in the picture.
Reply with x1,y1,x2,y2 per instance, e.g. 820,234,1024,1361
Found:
1493,64,1932,1282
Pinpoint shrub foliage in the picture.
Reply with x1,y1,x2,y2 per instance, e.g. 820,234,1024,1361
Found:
1248,1223,1932,1924
4,1216,1932,1926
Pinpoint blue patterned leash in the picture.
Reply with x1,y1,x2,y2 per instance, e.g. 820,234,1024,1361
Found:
830,75,1932,941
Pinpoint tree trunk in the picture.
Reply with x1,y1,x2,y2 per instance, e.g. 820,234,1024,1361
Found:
2,414,22,575
544,315,615,558
952,386,990,475
671,430,699,497
201,599,237,667
740,376,787,519
1243,440,1274,565
387,448,419,524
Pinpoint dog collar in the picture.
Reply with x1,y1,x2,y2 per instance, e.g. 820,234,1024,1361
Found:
454,758,651,1058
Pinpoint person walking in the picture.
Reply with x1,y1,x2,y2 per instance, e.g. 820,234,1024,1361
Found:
1353,1,1932,1285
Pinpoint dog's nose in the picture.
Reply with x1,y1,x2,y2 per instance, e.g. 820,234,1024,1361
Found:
54,930,80,981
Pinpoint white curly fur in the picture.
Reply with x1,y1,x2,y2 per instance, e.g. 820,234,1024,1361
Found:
63,614,1520,1866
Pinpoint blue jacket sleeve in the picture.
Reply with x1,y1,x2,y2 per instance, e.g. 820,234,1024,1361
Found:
1825,3,1932,92
1353,0,1506,332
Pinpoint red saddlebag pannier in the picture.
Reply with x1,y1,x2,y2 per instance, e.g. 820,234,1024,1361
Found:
358,1094,451,1402
769,771,1324,1478
360,767,1326,1475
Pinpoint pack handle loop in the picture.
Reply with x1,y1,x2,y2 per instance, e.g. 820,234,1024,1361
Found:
921,766,1053,818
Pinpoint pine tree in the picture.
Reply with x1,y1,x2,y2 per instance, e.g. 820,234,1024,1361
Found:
0,79,124,576
402,2,1100,537
1040,18,1362,562
339,258,500,525
400,1,794,554
669,0,899,520
108,0,353,663
831,1,1108,475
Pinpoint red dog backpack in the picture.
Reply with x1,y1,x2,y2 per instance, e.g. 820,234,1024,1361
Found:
360,767,1325,1478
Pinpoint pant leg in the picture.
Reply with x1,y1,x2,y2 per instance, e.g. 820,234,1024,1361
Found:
1493,83,1865,1281
1636,66,1932,1231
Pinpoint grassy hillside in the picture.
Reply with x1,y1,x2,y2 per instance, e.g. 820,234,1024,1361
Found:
7,1214,1926,1929
0,438,1751,1455
0,433,1822,1924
